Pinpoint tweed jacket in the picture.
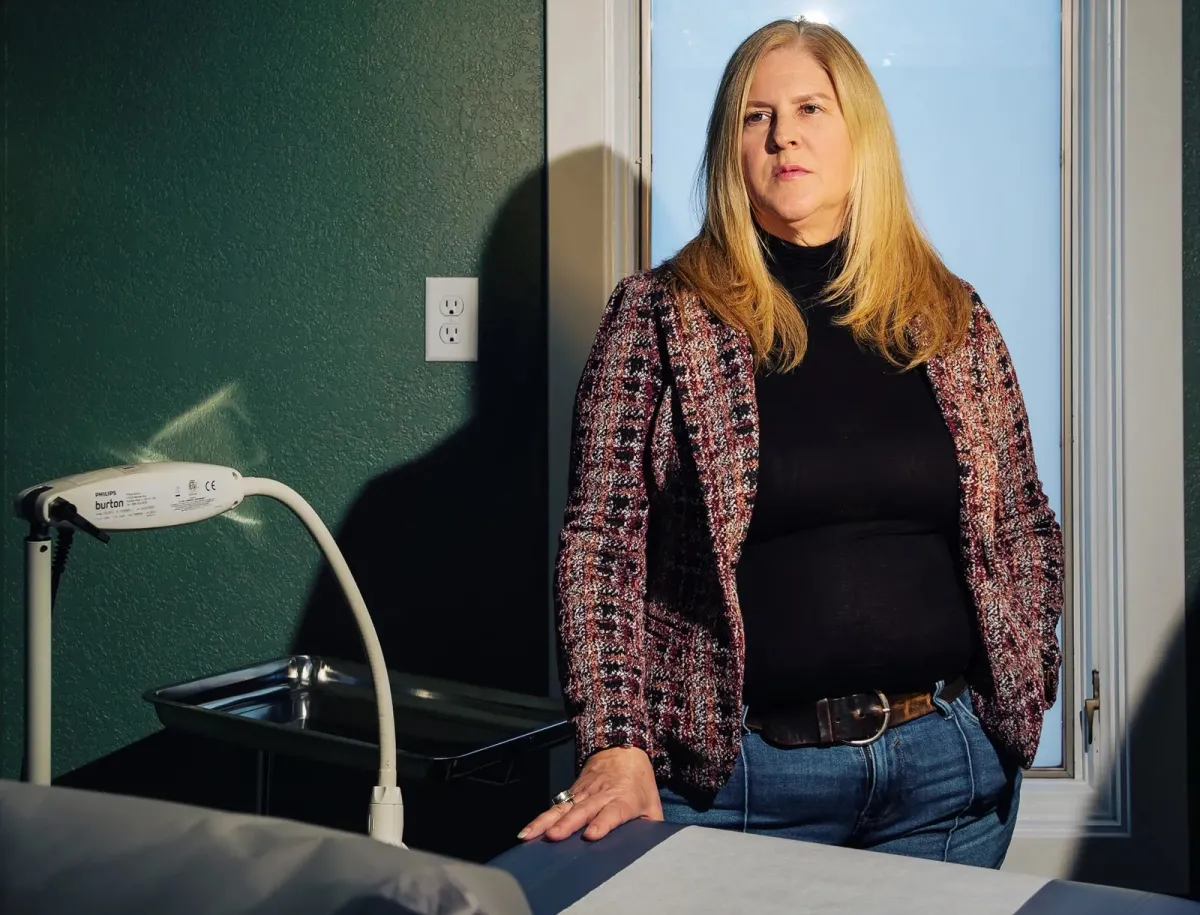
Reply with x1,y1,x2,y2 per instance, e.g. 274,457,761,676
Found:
555,267,1064,793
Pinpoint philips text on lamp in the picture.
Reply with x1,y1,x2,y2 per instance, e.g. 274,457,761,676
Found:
15,461,405,847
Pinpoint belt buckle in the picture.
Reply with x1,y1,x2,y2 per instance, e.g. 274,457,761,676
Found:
844,690,891,746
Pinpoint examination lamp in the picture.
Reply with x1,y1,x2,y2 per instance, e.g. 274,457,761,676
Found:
14,461,404,847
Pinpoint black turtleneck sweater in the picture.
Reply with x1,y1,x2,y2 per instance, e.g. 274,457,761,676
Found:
737,233,980,708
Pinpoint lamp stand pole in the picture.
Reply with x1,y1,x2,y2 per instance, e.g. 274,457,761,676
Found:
25,524,53,786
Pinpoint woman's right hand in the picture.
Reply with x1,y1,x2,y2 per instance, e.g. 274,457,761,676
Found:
518,746,663,843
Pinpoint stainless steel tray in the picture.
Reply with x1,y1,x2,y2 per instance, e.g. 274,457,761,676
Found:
144,656,572,782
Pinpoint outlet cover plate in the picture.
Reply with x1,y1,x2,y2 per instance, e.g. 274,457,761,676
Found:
425,276,478,362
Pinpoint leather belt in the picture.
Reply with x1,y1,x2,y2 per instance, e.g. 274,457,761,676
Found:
744,677,968,748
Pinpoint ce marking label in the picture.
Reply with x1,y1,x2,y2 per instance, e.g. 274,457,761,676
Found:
204,480,219,492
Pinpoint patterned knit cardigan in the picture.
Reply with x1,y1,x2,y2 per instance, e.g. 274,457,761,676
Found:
555,267,1064,793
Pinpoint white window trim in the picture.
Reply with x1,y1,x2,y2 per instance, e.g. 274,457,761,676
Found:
546,0,1184,854
1015,0,1184,846
545,0,646,796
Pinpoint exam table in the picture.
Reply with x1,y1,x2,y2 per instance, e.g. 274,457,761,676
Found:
491,818,1200,915
4,779,1198,915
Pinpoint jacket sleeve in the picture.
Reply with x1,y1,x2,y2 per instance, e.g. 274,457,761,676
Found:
972,295,1066,708
555,275,664,766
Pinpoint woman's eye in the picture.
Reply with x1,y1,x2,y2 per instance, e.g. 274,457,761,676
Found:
744,111,770,125
800,103,822,116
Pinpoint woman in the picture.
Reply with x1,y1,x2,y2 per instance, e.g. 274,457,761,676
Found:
521,18,1062,868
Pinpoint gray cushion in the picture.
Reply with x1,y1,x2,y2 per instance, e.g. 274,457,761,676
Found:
0,779,531,915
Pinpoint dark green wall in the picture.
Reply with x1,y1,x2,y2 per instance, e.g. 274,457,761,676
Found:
2,0,547,856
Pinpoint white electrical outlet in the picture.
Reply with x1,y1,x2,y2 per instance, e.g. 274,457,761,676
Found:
425,277,478,362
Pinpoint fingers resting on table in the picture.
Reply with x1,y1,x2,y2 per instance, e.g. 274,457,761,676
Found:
518,746,664,843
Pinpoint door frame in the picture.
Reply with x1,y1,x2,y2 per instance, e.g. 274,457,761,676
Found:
545,0,1185,891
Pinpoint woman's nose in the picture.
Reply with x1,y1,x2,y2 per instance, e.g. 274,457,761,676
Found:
770,116,802,150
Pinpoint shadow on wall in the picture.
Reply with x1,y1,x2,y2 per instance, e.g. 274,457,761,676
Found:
288,142,636,695
284,144,638,859
290,168,548,698
1063,607,1195,897
279,162,550,862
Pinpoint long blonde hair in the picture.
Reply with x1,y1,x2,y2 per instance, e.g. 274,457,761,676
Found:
670,18,971,371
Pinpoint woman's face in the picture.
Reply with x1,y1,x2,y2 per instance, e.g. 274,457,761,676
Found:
740,43,853,245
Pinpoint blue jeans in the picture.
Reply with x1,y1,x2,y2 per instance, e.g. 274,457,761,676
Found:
659,684,1022,868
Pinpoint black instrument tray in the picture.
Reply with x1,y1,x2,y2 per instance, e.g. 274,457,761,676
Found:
144,655,572,783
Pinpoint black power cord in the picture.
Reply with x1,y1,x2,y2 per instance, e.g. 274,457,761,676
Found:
51,527,75,610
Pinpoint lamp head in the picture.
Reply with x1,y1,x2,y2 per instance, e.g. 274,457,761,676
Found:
15,462,246,534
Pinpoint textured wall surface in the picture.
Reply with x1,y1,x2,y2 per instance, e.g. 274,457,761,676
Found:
2,0,547,855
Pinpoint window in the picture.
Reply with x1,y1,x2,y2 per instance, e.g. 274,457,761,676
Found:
649,0,1067,770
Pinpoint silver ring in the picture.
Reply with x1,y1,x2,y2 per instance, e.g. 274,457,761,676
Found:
552,789,576,806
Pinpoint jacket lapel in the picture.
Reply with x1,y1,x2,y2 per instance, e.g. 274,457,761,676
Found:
657,291,759,602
